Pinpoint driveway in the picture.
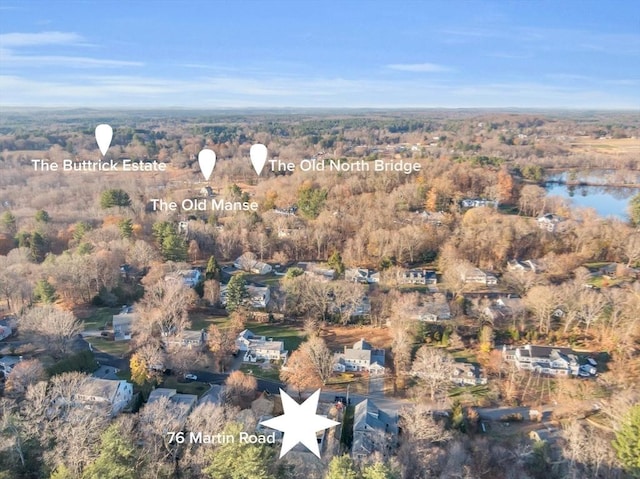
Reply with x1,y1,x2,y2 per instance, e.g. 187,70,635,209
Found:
368,376,385,399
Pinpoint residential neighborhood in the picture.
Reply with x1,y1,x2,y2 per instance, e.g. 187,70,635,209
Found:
1,99,639,478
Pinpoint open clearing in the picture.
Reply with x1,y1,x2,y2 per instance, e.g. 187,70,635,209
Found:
321,325,392,352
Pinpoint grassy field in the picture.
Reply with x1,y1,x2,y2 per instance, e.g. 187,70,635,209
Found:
240,363,281,382
189,312,229,331
247,322,305,351
569,137,640,154
190,310,305,352
448,384,491,399
87,337,130,357
450,349,479,366
321,325,392,351
76,307,119,330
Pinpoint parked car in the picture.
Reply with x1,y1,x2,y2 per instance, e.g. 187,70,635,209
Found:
184,373,198,381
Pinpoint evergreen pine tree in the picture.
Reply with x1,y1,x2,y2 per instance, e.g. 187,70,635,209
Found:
613,404,640,476
34,279,56,303
226,274,248,311
206,255,221,280
82,424,137,479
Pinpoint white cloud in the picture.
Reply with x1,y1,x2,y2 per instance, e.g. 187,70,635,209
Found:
0,74,636,109
0,31,140,69
386,62,451,72
0,51,143,68
0,31,83,47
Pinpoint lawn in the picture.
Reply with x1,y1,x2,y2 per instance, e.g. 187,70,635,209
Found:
77,307,119,330
160,376,210,396
247,322,305,351
189,311,304,351
87,337,130,357
189,311,229,331
450,349,479,366
240,363,281,382
448,384,491,399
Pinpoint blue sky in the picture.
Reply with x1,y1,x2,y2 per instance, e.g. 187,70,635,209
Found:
0,0,638,108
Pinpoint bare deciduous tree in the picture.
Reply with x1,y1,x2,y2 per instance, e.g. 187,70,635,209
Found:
524,285,559,334
299,336,334,385
135,280,195,339
224,371,258,408
5,359,46,397
411,345,457,401
280,349,322,398
19,305,83,357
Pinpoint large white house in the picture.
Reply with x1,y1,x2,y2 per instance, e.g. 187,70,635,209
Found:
451,363,487,386
398,269,437,285
537,214,566,232
334,339,386,375
502,344,595,377
461,266,498,286
236,329,288,362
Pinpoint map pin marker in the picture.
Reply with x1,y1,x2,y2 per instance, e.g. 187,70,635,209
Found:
95,124,113,156
198,149,216,181
250,143,268,176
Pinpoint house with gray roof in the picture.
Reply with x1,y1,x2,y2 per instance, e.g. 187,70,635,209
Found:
74,378,133,416
236,329,287,362
162,329,207,350
398,269,437,285
147,388,198,425
351,399,398,460
345,268,380,284
333,339,385,375
112,306,136,341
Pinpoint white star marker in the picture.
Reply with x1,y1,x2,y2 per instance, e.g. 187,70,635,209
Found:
260,389,340,458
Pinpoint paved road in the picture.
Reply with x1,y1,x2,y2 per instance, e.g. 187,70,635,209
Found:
477,405,554,422
193,369,284,395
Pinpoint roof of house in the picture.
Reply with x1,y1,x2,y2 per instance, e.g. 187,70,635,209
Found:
344,348,372,362
92,365,120,380
112,312,136,327
76,378,124,401
352,338,372,351
353,399,398,434
148,388,197,408
148,388,178,403
517,344,576,359
0,355,22,367
238,329,254,340
453,362,481,377
251,339,285,351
